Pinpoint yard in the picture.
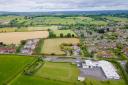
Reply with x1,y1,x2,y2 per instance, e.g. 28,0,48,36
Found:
0,54,34,85
41,38,80,55
0,31,49,45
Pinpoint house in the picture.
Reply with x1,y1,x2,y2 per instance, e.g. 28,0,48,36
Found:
72,45,80,56
0,48,16,54
20,39,39,55
21,48,32,55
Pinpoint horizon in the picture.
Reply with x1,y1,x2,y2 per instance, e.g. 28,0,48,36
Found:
0,0,128,12
1,10,128,13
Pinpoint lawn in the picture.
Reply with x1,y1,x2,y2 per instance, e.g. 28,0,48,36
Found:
0,54,34,85
0,31,49,45
41,38,80,55
52,30,77,37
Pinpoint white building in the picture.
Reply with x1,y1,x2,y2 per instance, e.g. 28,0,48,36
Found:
78,76,85,81
83,60,120,80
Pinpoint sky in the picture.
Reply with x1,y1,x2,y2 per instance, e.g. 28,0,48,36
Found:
0,0,128,12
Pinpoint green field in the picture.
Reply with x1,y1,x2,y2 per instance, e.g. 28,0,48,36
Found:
0,54,34,85
41,38,80,55
29,16,108,26
11,75,73,85
35,62,79,82
0,25,59,33
52,30,77,37
11,62,80,85
85,78,126,85
0,16,108,27
16,26,60,31
103,16,128,22
0,16,21,21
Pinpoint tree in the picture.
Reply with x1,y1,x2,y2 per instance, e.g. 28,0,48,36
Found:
20,40,26,45
60,33,64,38
0,42,3,45
67,33,71,38
80,33,84,38
98,29,105,33
72,34,75,37
10,19,17,27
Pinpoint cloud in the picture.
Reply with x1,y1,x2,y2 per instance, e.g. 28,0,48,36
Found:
0,0,128,12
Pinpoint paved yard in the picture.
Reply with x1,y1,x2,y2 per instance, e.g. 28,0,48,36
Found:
80,67,106,80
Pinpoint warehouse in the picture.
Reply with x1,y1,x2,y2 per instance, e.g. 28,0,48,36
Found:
83,60,120,79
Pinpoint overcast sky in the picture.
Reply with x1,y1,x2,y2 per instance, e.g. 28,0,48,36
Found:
0,0,128,12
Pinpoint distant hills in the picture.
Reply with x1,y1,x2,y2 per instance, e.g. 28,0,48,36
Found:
0,10,128,16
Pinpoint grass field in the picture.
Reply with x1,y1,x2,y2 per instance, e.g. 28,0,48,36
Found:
0,16,109,27
85,78,126,85
16,26,59,31
52,30,77,37
0,31,49,45
41,38,80,55
11,75,73,85
0,54,34,85
2,16,107,26
35,62,79,82
103,16,128,22
0,16,21,25
11,62,80,85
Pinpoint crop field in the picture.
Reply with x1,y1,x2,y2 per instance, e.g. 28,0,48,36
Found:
0,31,49,45
0,28,17,32
52,30,77,37
11,62,79,85
0,54,34,85
41,38,80,55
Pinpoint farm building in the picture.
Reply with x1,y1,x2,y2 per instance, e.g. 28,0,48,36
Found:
83,60,120,80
